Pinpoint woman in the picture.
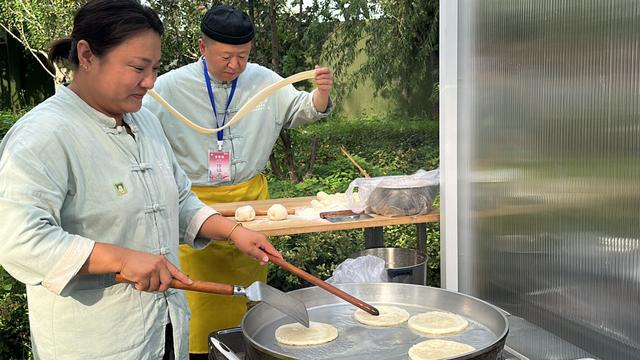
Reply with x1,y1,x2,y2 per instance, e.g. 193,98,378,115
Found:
0,1,279,359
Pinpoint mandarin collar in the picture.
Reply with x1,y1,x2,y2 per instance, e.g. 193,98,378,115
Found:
57,85,131,130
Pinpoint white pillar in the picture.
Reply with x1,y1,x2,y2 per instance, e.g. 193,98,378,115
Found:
439,0,459,291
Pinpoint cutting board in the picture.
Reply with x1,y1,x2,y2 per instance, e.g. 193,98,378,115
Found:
205,196,440,236
208,196,315,215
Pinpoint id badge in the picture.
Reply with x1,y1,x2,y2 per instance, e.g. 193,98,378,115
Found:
208,150,231,183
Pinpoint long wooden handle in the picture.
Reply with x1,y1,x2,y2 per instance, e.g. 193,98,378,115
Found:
115,274,234,295
148,69,316,135
266,254,380,316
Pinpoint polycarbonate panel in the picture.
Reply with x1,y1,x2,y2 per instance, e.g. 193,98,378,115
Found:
456,1,640,359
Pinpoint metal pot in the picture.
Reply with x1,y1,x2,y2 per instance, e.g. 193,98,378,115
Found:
350,248,428,285
237,283,509,359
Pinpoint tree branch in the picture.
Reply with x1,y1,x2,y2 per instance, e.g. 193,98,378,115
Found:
304,137,318,179
269,153,285,179
0,23,56,80
279,130,300,183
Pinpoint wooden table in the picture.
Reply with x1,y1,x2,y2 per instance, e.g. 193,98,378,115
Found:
206,196,440,253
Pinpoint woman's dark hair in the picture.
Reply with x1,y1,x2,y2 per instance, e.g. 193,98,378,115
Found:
48,0,164,68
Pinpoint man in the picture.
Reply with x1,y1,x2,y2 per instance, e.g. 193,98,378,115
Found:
143,4,333,357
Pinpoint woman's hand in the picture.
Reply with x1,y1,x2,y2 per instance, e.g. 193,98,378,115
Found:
229,225,282,265
197,213,282,265
80,243,193,292
118,249,192,292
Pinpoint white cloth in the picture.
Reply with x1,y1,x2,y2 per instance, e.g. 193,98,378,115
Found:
0,85,215,359
143,59,333,185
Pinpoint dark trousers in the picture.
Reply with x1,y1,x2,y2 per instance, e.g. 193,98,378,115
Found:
163,323,175,360
189,353,209,360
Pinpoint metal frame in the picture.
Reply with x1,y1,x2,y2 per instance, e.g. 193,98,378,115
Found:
439,0,459,291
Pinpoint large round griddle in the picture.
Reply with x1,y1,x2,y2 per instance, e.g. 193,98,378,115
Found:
240,283,509,360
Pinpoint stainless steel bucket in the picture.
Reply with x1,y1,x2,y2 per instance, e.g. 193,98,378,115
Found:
350,247,427,285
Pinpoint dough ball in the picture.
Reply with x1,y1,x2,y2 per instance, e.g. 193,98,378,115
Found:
316,191,331,201
310,199,323,209
234,205,255,222
408,311,469,335
408,339,475,360
274,321,338,346
353,305,410,327
267,204,288,221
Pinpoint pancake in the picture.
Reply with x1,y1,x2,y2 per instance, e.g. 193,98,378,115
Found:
353,305,410,327
274,321,338,346
408,339,475,360
408,311,469,335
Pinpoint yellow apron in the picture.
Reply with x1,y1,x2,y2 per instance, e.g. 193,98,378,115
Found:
181,174,269,354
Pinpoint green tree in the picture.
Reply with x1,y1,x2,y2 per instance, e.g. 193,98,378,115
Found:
0,0,80,84
320,0,439,116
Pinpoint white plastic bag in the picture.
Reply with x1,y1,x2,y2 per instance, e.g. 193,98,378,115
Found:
326,255,388,284
346,169,440,216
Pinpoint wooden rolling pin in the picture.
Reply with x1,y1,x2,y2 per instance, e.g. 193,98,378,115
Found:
216,207,296,217
266,253,380,316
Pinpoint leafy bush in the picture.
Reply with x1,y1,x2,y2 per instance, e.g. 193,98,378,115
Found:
0,110,22,139
266,113,441,289
0,268,31,359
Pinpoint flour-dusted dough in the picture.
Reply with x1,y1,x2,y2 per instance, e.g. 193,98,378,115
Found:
408,339,475,360
274,321,338,346
316,191,331,201
234,205,256,222
267,204,288,221
310,199,323,209
353,305,410,327
408,311,469,335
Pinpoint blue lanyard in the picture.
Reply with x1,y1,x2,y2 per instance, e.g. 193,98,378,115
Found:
203,59,237,144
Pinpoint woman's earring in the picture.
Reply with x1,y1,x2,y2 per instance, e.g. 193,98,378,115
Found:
82,64,89,70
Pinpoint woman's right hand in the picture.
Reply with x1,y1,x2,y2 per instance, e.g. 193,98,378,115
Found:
119,250,193,292
81,243,193,292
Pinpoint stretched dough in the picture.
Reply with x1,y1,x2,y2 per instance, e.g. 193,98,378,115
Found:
234,205,255,222
408,339,475,360
267,204,288,221
147,69,315,134
274,321,338,346
408,311,469,335
353,305,410,327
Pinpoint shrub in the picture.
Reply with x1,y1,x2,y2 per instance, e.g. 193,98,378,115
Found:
0,268,31,359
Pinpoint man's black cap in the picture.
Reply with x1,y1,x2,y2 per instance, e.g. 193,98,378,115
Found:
200,4,254,45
